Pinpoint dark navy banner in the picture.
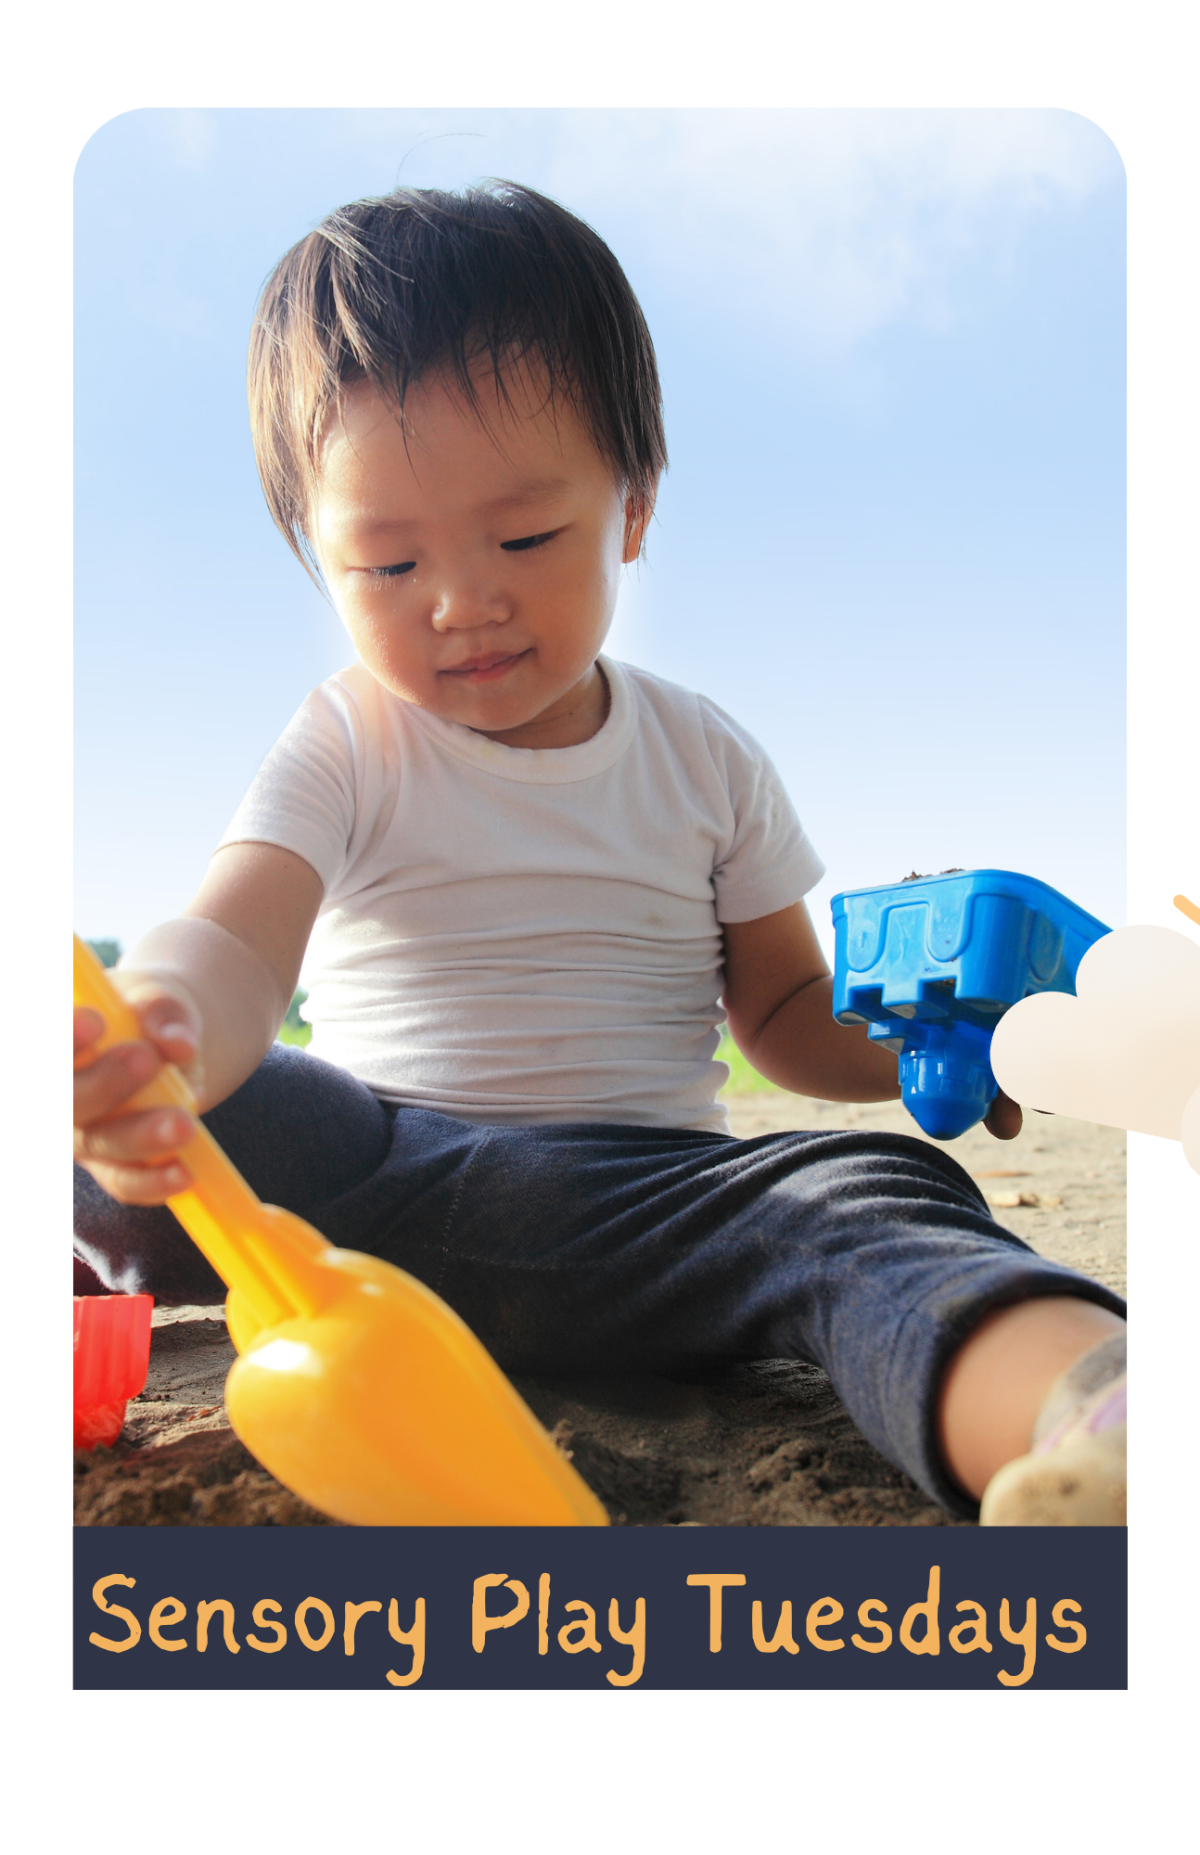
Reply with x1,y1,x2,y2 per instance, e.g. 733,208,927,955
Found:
75,1526,1126,1690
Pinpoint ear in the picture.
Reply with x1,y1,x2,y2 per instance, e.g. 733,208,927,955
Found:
622,479,659,564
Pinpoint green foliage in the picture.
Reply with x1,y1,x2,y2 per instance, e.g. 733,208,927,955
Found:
277,988,312,1047
273,1004,774,1079
86,939,122,969
716,1031,779,1095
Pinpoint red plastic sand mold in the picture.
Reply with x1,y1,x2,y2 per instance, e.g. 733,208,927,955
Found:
73,1294,153,1449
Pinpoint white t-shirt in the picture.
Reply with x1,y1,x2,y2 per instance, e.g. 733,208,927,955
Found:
218,656,824,1134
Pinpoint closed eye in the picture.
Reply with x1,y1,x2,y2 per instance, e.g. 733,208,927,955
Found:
500,530,558,552
366,560,417,579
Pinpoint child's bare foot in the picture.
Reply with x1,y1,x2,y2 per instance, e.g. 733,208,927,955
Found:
980,1333,1126,1525
937,1296,1124,1500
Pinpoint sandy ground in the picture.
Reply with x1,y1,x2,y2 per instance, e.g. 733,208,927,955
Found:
74,1095,1125,1528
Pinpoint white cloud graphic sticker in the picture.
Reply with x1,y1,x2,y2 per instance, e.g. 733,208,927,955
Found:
990,926,1200,1154
1182,1087,1200,1175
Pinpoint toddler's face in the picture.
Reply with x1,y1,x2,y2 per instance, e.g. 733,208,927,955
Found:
312,365,650,747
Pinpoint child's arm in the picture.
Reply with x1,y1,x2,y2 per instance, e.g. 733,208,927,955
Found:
74,842,324,1204
722,901,1022,1137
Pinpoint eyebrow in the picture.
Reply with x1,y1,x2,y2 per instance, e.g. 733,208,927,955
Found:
482,476,572,510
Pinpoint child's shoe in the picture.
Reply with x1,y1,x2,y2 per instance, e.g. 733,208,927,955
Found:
979,1332,1126,1526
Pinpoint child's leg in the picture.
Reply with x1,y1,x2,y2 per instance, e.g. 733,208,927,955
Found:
79,1098,1126,1521
324,1118,1125,1518
73,1042,396,1301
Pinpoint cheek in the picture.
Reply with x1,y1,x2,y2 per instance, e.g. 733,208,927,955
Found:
337,579,391,636
334,592,375,651
335,593,405,671
540,559,617,650
554,528,624,606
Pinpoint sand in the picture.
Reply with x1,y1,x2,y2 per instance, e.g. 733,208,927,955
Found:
74,1095,1125,1528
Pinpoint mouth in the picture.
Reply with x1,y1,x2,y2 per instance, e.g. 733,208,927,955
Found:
438,649,532,683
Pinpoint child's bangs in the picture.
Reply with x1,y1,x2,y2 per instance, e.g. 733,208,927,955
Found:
248,182,667,571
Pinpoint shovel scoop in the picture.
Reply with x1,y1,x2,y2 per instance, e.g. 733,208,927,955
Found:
73,936,608,1526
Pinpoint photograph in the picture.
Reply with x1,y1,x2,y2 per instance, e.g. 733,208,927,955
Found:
72,107,1127,1577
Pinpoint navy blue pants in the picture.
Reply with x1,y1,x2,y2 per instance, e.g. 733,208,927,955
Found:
73,1044,1126,1514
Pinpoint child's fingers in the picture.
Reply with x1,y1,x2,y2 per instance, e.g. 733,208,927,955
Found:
76,974,205,1096
73,1039,162,1126
74,1005,106,1056
74,1102,195,1168
136,995,200,1067
984,1089,1023,1141
112,981,204,1090
80,1156,193,1206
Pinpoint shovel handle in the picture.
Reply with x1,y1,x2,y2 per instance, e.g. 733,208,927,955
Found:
73,939,197,1114
73,936,325,1328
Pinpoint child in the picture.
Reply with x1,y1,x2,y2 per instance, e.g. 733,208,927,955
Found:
73,182,1126,1525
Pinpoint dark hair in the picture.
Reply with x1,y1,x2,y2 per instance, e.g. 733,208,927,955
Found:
248,181,667,569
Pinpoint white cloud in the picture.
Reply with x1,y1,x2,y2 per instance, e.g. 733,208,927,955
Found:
535,108,1121,351
102,107,1119,357
991,926,1200,1141
318,106,1121,356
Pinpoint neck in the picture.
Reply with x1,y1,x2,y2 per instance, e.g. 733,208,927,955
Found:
472,663,610,750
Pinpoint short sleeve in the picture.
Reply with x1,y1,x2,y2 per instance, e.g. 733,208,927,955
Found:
216,683,358,890
701,701,825,923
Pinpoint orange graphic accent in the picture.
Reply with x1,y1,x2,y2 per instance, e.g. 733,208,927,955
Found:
1174,895,1200,928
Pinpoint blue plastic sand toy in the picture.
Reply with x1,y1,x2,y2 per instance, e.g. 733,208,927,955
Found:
831,870,1109,1140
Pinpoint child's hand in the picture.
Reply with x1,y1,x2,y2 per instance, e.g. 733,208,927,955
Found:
983,1087,1023,1140
73,973,203,1205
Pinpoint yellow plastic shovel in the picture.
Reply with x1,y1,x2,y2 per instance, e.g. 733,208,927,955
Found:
73,936,608,1526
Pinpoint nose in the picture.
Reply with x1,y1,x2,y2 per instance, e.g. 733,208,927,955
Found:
429,569,512,633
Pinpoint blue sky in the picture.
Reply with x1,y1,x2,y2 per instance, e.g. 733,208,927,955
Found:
74,108,1125,961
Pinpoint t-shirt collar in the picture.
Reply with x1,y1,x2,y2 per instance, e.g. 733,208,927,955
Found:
394,656,636,784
